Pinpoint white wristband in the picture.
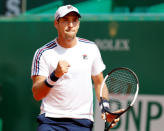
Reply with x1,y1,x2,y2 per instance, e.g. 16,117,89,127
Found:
100,101,110,110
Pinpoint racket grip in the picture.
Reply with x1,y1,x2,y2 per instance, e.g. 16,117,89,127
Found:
105,114,121,131
104,120,114,131
104,122,110,131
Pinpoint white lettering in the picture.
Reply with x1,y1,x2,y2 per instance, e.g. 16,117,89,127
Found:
5,0,21,16
95,39,130,51
94,95,164,131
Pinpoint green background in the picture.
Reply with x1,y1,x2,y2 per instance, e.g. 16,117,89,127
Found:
0,17,164,131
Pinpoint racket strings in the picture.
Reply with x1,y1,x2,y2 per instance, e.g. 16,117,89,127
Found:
108,71,136,94
105,69,138,111
110,71,136,85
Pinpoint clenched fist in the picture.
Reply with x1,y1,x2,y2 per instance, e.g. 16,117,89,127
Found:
55,60,70,78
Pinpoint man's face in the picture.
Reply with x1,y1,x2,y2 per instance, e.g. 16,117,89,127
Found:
55,12,80,40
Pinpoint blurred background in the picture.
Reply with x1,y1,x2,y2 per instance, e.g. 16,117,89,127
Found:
0,0,164,131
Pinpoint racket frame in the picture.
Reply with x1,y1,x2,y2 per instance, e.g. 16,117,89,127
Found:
99,67,139,130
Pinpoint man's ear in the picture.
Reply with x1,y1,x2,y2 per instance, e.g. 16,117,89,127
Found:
54,20,58,29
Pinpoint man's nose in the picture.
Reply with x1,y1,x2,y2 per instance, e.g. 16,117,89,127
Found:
67,21,74,27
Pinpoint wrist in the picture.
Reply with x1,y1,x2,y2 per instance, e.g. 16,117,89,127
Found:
50,71,59,81
99,99,110,113
44,71,59,88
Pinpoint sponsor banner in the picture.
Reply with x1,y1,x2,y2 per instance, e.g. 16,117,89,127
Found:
0,0,22,16
0,19,164,131
94,94,164,131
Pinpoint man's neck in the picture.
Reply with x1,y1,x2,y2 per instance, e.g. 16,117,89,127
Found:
57,37,77,48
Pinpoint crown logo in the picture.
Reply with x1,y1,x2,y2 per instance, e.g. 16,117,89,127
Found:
109,22,118,38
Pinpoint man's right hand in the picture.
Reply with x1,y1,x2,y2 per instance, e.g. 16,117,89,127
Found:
55,60,70,77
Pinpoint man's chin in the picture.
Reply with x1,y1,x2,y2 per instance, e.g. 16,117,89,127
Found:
65,33,76,40
65,35,75,40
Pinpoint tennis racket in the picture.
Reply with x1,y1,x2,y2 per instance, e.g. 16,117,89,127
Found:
99,67,139,131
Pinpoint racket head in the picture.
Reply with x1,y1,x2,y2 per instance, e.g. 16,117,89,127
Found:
100,67,139,115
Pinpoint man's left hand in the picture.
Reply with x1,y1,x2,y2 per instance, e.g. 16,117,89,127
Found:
101,109,124,128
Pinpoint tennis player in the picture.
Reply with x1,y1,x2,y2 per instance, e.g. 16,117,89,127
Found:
31,5,120,131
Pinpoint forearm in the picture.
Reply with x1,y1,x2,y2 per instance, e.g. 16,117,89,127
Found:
92,72,104,102
94,84,101,102
32,61,69,101
32,76,51,101
92,73,109,102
